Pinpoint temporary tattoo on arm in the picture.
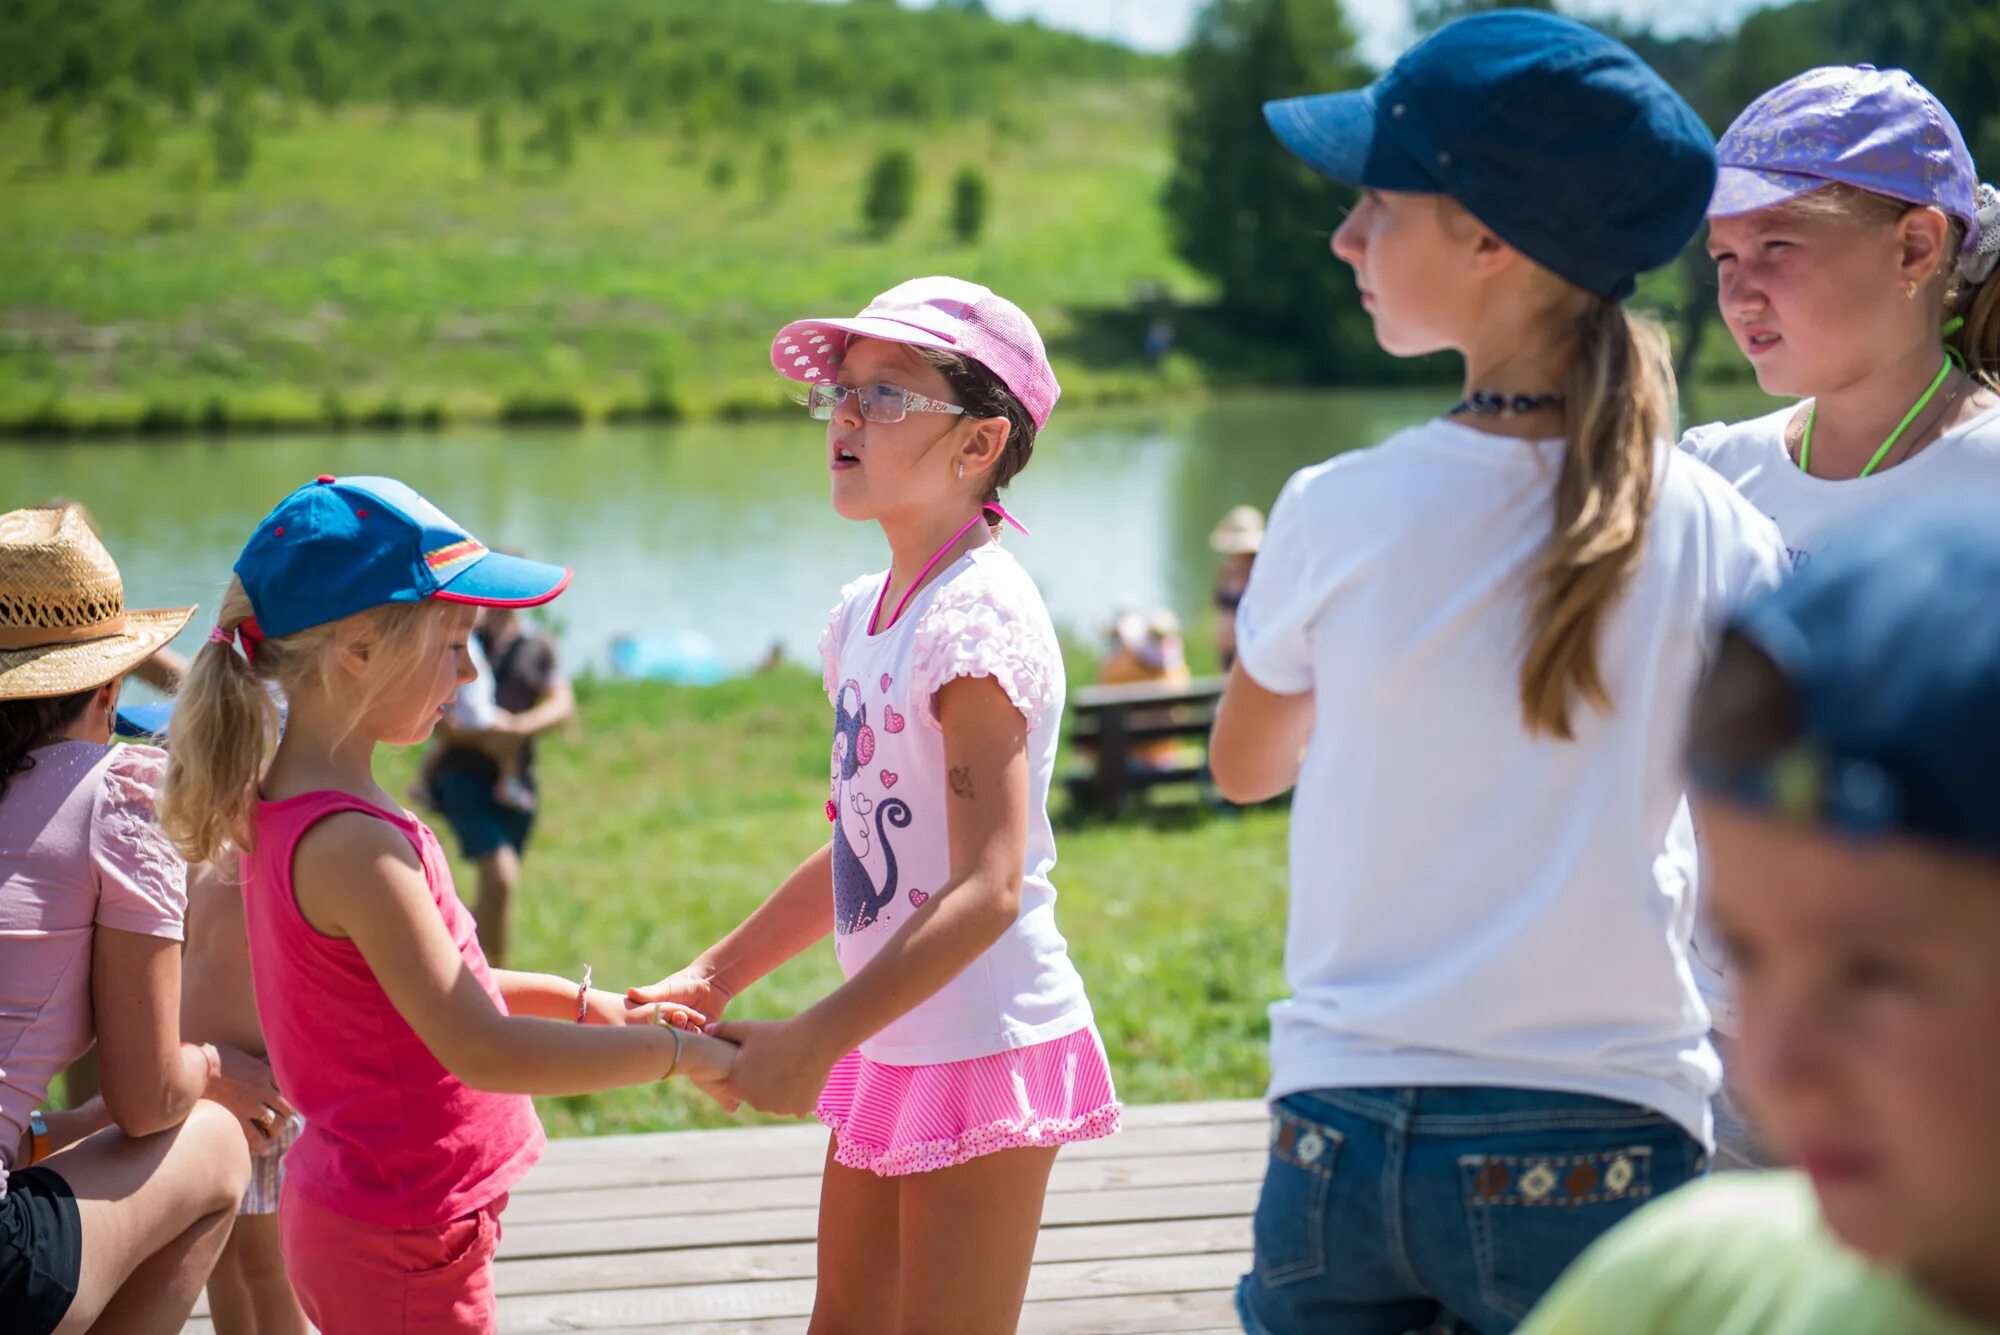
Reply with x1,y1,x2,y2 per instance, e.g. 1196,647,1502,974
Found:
949,766,975,800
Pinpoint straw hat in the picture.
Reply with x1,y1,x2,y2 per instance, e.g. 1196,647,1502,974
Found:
1209,505,1265,555
0,506,195,702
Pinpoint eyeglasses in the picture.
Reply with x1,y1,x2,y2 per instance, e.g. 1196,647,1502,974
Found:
805,381,968,425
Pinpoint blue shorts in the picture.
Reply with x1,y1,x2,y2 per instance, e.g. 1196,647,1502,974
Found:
1236,1086,1707,1335
432,769,536,862
1,1165,83,1335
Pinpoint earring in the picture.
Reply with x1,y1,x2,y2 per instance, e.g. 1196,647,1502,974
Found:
1907,279,1921,300
956,461,964,479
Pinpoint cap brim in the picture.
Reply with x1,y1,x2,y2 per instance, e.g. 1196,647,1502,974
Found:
1262,87,1438,192
770,315,962,385
1708,164,1833,219
434,550,572,608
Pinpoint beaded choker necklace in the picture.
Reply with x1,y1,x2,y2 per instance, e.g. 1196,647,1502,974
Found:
1449,390,1565,418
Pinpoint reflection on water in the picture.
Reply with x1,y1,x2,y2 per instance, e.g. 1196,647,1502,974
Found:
2,385,1778,679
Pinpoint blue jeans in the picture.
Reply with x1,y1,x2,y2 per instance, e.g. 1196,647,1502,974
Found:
1236,1086,1707,1335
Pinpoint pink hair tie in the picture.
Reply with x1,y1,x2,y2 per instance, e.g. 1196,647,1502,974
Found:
209,620,264,664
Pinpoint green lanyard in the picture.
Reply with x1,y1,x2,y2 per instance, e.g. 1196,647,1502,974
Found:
1800,321,1967,479
1798,356,1951,479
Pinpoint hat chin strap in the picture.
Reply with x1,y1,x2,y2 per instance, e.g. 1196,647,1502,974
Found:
0,612,128,650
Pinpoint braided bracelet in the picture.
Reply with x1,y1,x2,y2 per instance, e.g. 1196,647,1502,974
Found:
658,1012,683,1080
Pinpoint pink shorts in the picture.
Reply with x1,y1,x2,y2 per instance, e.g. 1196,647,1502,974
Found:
815,1024,1122,1177
279,1180,506,1334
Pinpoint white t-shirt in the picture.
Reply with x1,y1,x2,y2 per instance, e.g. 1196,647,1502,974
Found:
1677,401,2000,1030
1681,402,2000,571
1235,419,1788,1144
446,635,498,730
818,545,1093,1065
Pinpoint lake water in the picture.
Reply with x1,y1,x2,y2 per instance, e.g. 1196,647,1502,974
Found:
2,386,1775,683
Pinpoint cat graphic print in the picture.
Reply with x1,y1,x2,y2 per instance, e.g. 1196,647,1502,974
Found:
830,676,913,936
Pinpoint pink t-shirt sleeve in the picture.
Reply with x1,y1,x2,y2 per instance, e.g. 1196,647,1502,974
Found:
89,745,188,941
908,568,1061,734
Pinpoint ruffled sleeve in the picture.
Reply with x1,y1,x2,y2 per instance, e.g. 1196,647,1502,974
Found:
908,565,1062,734
89,744,188,941
820,574,880,704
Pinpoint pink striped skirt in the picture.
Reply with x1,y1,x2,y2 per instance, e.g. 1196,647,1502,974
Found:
815,1025,1122,1177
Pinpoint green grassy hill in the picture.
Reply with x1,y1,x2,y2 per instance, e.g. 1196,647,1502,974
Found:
1,82,1214,432
1,0,1226,434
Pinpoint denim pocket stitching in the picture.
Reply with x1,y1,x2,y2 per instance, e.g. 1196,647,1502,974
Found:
1255,1105,1344,1287
1458,1144,1658,1321
1458,1146,1654,1207
1271,1105,1342,1179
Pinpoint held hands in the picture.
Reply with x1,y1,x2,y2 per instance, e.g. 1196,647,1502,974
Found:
621,967,840,1118
580,988,705,1030
700,1017,840,1120
625,968,734,1031
674,1029,745,1114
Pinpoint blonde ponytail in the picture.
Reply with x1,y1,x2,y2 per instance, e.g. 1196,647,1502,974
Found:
1519,298,1674,740
160,580,456,862
161,578,281,863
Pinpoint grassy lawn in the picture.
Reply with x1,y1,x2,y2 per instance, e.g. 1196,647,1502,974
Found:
0,83,1221,433
372,665,1289,1138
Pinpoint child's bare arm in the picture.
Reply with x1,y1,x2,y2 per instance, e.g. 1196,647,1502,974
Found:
626,842,836,1018
494,970,704,1029
1210,661,1314,803
295,814,731,1093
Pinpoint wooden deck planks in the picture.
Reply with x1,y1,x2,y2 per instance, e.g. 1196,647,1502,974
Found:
183,1098,1266,1334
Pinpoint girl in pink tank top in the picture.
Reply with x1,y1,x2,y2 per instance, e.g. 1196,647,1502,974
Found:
160,476,737,1334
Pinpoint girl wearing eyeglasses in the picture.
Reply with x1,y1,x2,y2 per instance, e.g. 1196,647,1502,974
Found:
629,277,1119,1334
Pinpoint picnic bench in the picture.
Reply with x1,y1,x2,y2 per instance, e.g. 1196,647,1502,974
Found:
1065,675,1226,818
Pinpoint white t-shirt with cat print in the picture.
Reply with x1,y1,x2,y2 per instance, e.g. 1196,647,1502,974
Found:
818,545,1093,1065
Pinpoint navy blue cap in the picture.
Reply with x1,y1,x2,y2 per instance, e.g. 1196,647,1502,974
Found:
1263,11,1717,300
1694,504,2000,863
235,475,571,640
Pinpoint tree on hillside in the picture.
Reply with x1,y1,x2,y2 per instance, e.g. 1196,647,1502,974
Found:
951,164,989,243
863,147,917,237
528,99,576,171
478,103,505,173
759,139,791,203
94,80,154,170
211,82,255,182
291,27,347,110
1165,0,1377,378
42,98,73,172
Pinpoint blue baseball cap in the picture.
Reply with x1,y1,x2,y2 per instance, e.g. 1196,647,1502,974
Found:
1263,11,1716,300
1693,504,2000,863
234,475,571,640
114,698,174,741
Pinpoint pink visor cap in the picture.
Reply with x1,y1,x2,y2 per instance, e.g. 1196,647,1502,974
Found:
769,276,1061,429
